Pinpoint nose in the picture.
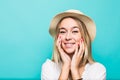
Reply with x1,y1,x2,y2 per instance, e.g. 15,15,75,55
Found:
65,32,72,40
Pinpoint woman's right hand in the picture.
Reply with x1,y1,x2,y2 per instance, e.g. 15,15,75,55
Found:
56,36,71,67
57,36,71,80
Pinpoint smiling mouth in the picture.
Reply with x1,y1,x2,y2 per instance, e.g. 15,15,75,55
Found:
64,43,75,48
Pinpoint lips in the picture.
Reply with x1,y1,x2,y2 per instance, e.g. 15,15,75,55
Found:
64,43,75,48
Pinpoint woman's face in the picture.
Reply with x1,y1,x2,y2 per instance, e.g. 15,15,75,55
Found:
58,17,82,54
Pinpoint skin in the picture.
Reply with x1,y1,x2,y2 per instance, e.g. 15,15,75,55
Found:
56,18,85,80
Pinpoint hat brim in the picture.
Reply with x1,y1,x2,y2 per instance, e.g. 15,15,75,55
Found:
49,12,96,41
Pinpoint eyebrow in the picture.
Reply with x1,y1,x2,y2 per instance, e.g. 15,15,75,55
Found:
59,26,79,30
72,26,80,29
59,27,66,30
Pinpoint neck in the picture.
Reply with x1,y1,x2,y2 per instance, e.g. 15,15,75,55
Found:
68,53,74,59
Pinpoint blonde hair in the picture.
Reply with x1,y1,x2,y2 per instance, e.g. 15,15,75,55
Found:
51,16,95,65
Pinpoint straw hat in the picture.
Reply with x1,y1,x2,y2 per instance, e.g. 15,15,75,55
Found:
49,9,96,41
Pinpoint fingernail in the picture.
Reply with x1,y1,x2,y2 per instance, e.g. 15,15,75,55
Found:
57,34,59,38
81,37,84,42
59,36,61,38
81,38,82,41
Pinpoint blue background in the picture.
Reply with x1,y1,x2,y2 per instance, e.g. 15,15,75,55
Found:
0,0,120,79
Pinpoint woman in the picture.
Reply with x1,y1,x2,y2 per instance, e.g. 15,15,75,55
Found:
41,9,106,80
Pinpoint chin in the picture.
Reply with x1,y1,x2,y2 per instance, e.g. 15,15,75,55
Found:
64,49,75,54
61,43,75,54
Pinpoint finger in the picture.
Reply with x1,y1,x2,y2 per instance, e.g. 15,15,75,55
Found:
80,41,84,57
56,35,61,52
57,37,62,51
57,38,66,56
74,42,79,56
58,39,70,61
78,39,84,57
56,36,61,47
77,38,82,55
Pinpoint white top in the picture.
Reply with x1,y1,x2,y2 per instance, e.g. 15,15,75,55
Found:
41,59,106,80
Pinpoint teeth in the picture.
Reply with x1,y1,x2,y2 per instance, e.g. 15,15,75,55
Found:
65,43,74,48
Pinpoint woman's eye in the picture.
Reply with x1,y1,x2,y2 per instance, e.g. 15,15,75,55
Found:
72,30,79,33
59,31,66,34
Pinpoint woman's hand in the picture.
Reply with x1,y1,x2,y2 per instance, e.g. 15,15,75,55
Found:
57,36,71,80
71,38,85,79
56,36,71,67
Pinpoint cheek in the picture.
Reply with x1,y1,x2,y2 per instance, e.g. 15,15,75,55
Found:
58,34,65,40
74,36,81,42
57,34,60,39
57,34,59,38
75,34,82,42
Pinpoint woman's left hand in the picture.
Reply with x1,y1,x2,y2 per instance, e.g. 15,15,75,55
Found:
71,38,85,79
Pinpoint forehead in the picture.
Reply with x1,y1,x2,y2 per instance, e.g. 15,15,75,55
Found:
58,17,80,29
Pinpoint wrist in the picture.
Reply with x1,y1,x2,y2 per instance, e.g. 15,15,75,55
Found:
63,63,70,68
59,64,70,80
71,67,78,73
71,69,81,80
73,78,82,80
61,64,70,72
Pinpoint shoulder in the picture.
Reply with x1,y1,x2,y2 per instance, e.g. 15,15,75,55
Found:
83,62,106,80
41,59,60,80
41,59,58,74
89,62,106,72
42,59,55,69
